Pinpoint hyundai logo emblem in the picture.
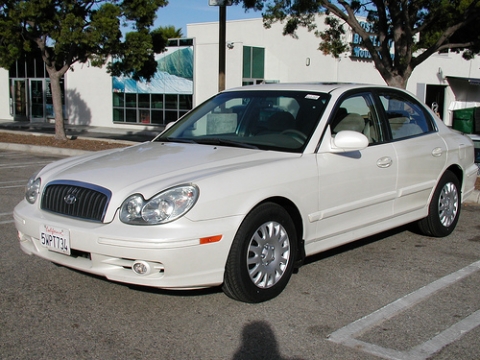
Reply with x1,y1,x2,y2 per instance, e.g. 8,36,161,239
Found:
64,194,77,205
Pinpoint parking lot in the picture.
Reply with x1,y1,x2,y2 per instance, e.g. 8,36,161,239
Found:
1,149,479,360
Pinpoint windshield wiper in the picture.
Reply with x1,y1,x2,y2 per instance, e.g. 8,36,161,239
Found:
161,137,198,144
196,138,259,149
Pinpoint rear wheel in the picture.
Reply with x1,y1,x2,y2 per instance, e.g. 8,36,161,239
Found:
417,171,461,237
223,203,297,303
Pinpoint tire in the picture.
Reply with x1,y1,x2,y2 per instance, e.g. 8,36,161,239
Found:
223,203,298,303
417,171,461,237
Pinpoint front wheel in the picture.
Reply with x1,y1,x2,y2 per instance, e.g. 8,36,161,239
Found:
417,171,461,237
223,203,298,303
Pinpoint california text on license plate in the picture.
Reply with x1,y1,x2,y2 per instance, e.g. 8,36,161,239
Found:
40,225,70,255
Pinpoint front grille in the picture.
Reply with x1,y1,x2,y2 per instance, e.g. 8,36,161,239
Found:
41,180,112,222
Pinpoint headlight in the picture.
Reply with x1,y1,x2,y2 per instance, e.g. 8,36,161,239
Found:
120,185,199,225
25,175,41,204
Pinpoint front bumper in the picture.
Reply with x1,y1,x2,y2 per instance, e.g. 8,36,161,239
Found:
14,200,242,289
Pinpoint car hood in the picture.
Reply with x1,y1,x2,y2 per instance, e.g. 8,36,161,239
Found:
39,141,299,205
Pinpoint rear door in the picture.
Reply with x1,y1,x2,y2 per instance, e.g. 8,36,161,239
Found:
376,89,446,215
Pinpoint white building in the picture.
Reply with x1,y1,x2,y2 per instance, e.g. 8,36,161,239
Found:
1,15,479,130
189,17,480,127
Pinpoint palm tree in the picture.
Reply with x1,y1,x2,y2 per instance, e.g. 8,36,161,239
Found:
154,25,184,40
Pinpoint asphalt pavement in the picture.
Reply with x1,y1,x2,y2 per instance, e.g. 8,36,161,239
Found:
1,119,479,204
2,149,480,359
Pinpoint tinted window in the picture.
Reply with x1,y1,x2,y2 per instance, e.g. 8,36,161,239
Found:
378,92,434,140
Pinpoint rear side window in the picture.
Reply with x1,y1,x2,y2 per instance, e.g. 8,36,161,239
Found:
378,92,435,140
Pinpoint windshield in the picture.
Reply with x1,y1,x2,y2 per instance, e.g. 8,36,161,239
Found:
156,90,329,152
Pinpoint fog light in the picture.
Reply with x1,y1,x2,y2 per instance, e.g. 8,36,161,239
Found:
132,260,150,275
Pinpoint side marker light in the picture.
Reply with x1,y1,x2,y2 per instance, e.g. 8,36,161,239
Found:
200,235,223,245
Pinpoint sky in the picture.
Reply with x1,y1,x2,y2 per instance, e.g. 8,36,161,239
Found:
153,0,262,34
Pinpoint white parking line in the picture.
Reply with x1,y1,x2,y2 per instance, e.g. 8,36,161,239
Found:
0,151,29,158
0,184,25,189
0,162,49,169
328,260,480,360
0,212,14,225
0,180,26,189
0,180,24,184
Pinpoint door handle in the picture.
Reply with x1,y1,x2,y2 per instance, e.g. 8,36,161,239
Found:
377,156,393,168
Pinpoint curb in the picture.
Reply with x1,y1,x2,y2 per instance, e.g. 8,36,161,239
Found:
0,129,137,157
465,189,480,205
0,142,92,157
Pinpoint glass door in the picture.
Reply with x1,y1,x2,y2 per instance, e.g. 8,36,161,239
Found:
30,79,45,122
11,79,28,121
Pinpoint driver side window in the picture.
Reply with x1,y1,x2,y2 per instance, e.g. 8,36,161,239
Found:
331,93,383,144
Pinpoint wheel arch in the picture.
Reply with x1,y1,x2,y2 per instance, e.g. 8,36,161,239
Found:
256,196,306,268
418,168,462,237
445,164,464,198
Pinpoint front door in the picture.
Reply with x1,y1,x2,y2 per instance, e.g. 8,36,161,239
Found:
309,92,397,250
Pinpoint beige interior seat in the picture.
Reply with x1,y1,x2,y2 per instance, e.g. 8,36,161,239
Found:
333,113,366,133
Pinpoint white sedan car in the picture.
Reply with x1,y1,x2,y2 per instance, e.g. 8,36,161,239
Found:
14,83,478,303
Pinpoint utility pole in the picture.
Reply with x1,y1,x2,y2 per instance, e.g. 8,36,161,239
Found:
218,4,226,92
209,0,231,92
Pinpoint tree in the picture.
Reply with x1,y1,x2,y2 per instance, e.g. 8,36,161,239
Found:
153,25,184,40
234,0,480,89
0,0,168,140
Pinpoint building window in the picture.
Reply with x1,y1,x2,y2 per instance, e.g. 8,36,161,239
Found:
243,46,265,85
112,38,194,125
112,93,193,125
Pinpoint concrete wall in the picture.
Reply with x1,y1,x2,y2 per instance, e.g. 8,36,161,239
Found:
0,68,13,121
66,62,113,127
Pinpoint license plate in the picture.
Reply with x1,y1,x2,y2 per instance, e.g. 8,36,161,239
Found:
40,225,71,255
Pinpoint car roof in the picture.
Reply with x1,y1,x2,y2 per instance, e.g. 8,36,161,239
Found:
223,82,390,94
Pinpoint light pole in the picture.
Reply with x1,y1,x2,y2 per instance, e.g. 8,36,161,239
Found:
209,0,232,92
218,4,226,92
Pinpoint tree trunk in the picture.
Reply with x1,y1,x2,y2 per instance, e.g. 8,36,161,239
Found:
374,61,412,89
384,75,408,89
46,67,67,141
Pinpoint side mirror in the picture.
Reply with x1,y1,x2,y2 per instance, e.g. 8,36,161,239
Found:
153,121,178,142
164,121,177,131
330,130,369,152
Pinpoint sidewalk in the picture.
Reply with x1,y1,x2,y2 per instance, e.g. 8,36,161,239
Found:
1,119,479,204
0,120,162,143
